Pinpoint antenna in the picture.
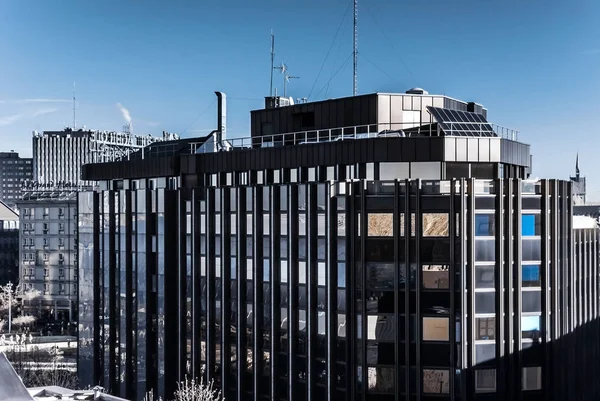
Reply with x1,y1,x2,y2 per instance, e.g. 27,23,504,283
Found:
353,0,358,96
284,74,299,98
72,82,76,130
270,31,275,97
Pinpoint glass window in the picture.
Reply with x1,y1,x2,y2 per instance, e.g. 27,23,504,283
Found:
423,369,450,394
475,239,495,262
522,367,542,390
367,214,393,237
475,343,495,364
522,291,541,313
367,367,394,392
522,315,542,340
522,265,541,287
422,265,449,289
475,265,495,288
522,214,541,236
475,292,495,314
476,369,496,392
422,213,449,237
475,317,495,340
475,214,495,236
423,317,449,341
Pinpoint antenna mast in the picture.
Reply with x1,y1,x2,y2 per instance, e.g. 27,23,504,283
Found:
270,31,275,97
353,0,358,96
72,82,76,130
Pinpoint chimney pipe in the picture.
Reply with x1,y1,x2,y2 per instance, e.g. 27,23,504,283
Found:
215,91,227,150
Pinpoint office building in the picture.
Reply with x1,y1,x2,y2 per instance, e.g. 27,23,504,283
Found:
21,129,176,323
0,151,33,209
0,200,19,286
78,90,599,401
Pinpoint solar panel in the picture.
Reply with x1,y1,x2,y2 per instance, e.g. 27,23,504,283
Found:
427,106,495,137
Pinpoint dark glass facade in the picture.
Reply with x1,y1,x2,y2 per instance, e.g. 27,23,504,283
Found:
78,173,600,401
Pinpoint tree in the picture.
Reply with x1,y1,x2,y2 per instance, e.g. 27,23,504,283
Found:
145,377,224,401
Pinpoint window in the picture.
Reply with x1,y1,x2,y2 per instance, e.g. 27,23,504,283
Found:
475,317,496,340
422,265,449,289
522,214,541,236
59,223,65,232
522,265,541,287
423,369,450,394
43,253,49,261
44,268,49,277
475,265,495,288
475,214,495,236
59,208,64,216
423,317,449,341
422,213,449,237
522,367,542,390
476,369,496,392
367,214,393,237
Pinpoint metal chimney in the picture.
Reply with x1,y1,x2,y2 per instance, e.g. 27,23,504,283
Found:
215,91,227,146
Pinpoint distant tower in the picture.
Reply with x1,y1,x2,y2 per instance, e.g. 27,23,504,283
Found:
570,153,586,205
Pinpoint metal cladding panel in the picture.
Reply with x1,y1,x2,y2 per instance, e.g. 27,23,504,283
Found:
479,138,490,162
456,138,468,160
378,94,391,124
467,138,479,162
490,139,501,162
445,137,456,161
415,139,430,161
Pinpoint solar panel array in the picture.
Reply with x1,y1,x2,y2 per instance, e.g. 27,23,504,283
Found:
427,106,496,137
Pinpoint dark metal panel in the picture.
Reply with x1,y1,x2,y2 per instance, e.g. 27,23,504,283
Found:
449,179,456,401
401,140,416,161
465,179,475,397
288,185,299,399
495,178,506,401
404,179,411,401
414,180,422,400
253,187,264,401
307,183,318,398
415,139,430,161
270,186,281,401
206,188,216,383
236,188,247,400
220,189,231,394
359,183,367,401
393,180,401,401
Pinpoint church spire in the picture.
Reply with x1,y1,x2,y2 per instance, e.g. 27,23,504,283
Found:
576,153,580,179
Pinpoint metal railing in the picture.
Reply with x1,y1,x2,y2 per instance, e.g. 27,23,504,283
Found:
189,120,520,154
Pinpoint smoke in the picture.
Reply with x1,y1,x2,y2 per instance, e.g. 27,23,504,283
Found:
116,103,132,125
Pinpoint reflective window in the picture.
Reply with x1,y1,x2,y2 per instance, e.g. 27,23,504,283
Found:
522,315,542,339
423,369,450,394
475,214,495,236
475,265,495,288
367,214,393,237
475,344,495,364
422,265,449,289
367,367,394,392
522,265,541,287
475,317,495,340
423,317,449,341
522,214,541,236
475,292,495,314
522,291,541,313
422,213,449,237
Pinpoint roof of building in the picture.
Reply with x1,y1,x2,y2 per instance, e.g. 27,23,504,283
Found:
123,135,211,161
0,352,35,401
0,200,19,221
573,215,598,229
27,386,130,401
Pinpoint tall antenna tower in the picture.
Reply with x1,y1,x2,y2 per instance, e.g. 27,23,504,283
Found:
72,82,76,129
270,31,275,97
353,0,358,96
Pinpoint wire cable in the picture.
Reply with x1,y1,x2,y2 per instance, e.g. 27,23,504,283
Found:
359,53,405,88
363,3,415,82
307,1,353,100
315,52,354,99
325,38,345,98
180,99,216,136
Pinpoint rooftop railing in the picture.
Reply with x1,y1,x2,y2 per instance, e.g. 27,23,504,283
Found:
189,121,520,154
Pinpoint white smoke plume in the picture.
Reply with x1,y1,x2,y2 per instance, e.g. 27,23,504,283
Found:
116,102,132,125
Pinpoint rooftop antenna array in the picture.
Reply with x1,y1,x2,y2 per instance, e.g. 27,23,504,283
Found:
274,63,299,98
270,31,275,97
353,0,358,96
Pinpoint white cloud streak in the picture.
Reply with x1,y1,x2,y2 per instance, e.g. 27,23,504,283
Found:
0,108,60,126
116,103,132,125
0,98,71,104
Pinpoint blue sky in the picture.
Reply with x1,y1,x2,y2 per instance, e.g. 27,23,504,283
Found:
1,1,599,197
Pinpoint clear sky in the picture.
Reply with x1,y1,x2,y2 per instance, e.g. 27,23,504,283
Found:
1,1,599,198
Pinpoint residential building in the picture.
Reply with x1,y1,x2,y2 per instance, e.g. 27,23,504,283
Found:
0,151,33,209
0,200,19,286
78,90,599,401
18,190,78,321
